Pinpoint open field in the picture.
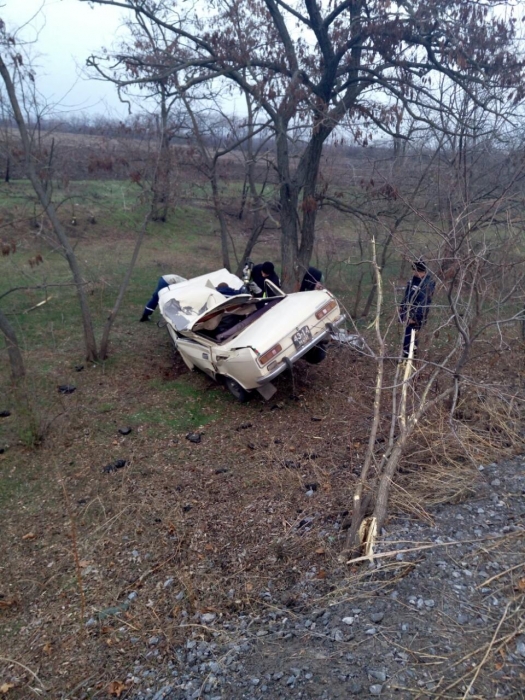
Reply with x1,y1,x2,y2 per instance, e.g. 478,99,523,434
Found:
1,177,524,699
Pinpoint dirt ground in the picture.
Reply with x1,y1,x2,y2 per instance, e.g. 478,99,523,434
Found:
0,323,524,699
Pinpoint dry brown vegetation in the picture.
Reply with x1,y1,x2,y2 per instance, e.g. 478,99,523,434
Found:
1,310,524,697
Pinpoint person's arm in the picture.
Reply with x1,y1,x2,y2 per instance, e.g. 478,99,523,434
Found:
399,282,410,322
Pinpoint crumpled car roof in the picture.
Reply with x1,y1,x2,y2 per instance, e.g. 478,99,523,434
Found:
158,269,253,332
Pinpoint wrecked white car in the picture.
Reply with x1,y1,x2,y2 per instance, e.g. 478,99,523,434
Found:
158,269,345,401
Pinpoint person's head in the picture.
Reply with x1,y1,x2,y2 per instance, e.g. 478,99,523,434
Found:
261,261,275,278
412,260,427,278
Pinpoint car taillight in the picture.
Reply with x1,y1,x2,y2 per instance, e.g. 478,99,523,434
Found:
259,344,282,365
315,299,337,319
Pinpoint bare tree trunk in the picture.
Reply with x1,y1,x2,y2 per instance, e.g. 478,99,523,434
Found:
276,121,300,291
0,306,25,379
345,240,384,553
234,95,268,275
296,128,326,279
152,86,172,222
0,54,99,362
210,167,231,271
360,230,394,317
99,207,152,359
277,122,329,291
178,89,232,270
235,220,266,277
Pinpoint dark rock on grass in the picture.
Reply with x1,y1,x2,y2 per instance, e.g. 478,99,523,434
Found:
182,504,193,513
74,365,84,372
0,448,5,454
102,459,127,473
186,432,202,444
236,422,253,430
304,482,319,492
58,385,76,395
311,416,322,422
247,443,256,450
215,468,229,474
0,410,11,418
118,426,133,436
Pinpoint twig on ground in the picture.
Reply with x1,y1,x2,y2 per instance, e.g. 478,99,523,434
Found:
0,656,45,687
117,553,178,597
477,561,525,589
461,602,511,699
346,534,508,565
60,477,86,625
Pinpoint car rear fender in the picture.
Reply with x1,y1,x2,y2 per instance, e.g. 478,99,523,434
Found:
213,346,259,390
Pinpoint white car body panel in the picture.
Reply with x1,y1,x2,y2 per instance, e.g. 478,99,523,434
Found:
158,268,344,398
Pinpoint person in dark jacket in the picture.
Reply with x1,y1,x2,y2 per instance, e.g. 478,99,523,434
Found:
250,261,280,297
140,274,186,321
399,260,435,358
300,266,323,291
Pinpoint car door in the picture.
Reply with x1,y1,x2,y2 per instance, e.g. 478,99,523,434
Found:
176,336,217,377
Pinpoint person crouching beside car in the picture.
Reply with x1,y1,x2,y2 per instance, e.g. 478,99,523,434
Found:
140,274,186,321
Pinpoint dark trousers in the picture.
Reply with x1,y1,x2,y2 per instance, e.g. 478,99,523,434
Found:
403,323,421,358
144,277,170,316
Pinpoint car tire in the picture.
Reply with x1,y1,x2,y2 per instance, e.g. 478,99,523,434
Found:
303,345,327,365
224,377,251,402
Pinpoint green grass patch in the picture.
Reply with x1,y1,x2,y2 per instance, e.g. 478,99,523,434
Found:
0,454,43,510
131,376,220,434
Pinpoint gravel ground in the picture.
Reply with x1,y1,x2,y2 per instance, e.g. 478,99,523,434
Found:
112,457,525,700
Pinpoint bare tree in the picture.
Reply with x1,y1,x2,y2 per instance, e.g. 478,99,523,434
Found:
175,82,274,271
344,181,525,556
85,0,524,289
109,13,184,222
0,306,24,379
0,43,99,361
0,19,159,362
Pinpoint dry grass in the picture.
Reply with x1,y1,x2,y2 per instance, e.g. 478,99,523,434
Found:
1,272,525,697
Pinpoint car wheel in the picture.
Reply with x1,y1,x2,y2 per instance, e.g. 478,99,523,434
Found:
303,345,327,365
224,377,251,402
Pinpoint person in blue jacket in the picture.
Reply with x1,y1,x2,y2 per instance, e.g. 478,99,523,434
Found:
140,274,185,321
399,260,435,358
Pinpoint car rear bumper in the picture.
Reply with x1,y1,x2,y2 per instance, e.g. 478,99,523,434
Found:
257,315,346,385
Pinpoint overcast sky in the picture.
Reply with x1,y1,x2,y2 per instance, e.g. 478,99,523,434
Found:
2,0,132,117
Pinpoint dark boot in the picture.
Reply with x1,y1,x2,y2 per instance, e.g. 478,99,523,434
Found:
139,312,151,322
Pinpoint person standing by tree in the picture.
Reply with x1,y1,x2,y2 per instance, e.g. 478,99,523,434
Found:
399,260,436,358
